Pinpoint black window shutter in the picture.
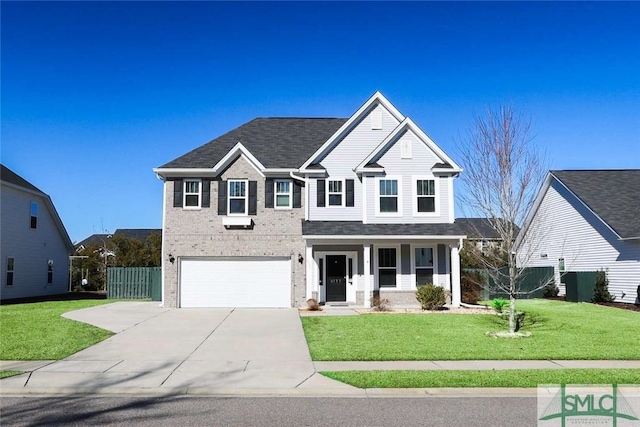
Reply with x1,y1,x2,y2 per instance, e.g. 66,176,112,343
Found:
265,178,274,208
293,181,302,208
346,179,355,207
217,180,227,215
248,181,258,215
317,179,325,207
201,179,211,208
173,179,183,208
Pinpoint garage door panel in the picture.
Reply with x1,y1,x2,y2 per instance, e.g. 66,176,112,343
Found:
180,258,291,308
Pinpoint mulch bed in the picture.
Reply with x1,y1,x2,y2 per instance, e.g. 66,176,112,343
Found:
544,296,640,312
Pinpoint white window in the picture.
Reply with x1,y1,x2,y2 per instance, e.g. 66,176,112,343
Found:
275,180,292,209
30,202,38,229
228,180,248,215
377,247,397,288
327,180,343,207
413,177,437,215
376,177,401,215
183,180,201,208
414,247,435,287
6,257,14,286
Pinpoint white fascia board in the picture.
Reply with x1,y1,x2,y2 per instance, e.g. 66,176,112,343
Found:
302,234,467,240
299,92,405,170
406,118,462,172
299,169,327,174
355,167,385,174
211,142,266,177
1,181,46,198
153,168,217,178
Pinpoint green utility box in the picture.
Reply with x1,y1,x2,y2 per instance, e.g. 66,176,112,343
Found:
563,271,597,302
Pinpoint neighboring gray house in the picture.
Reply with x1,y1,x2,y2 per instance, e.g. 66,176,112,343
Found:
154,92,466,308
75,229,161,252
456,218,520,253
516,170,640,303
1,165,74,300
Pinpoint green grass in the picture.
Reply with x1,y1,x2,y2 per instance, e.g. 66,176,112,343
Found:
302,300,640,361
0,300,114,360
322,369,640,388
0,370,24,379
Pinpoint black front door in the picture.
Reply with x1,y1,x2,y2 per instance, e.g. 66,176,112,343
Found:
326,255,347,302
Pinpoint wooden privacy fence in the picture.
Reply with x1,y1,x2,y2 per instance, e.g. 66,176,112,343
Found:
107,267,162,301
463,266,555,300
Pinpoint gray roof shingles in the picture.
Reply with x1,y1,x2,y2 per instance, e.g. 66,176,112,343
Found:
1,164,43,193
455,218,520,239
302,221,466,236
161,118,348,169
552,170,640,239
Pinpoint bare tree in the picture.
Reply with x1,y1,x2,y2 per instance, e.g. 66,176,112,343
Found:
457,105,548,333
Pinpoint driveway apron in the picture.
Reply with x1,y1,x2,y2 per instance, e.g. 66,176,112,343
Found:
19,304,315,391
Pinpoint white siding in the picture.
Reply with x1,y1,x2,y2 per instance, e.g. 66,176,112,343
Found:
1,185,70,299
517,179,640,303
308,103,400,221
365,130,453,224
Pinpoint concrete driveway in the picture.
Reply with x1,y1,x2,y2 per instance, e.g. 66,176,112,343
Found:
9,302,320,392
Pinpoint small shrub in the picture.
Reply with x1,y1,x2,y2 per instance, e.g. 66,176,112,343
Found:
371,296,391,312
592,270,615,303
306,298,321,311
492,298,509,313
415,284,447,311
461,271,485,304
543,281,560,298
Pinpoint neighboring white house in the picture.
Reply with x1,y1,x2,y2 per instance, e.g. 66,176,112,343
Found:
154,92,466,309
1,165,74,300
515,170,640,303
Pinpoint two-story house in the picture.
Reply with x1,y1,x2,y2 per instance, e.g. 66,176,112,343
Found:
1,164,74,300
154,93,466,308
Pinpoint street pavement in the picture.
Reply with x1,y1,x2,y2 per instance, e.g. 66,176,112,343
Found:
1,302,639,397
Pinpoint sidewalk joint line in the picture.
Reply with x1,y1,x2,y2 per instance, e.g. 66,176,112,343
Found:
159,308,236,387
293,370,317,388
103,360,124,373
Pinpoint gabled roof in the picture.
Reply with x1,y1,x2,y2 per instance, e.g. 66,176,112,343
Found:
300,92,405,171
456,218,520,240
355,117,462,173
75,234,111,250
158,118,347,170
75,229,162,250
550,170,640,239
1,164,74,252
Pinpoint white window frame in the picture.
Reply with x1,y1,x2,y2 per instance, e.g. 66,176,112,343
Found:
412,176,439,217
375,245,401,290
6,257,14,287
375,176,402,217
274,179,293,210
326,179,345,207
227,179,248,216
183,179,202,209
411,244,437,289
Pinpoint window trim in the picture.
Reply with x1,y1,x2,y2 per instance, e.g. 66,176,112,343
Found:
30,201,38,229
412,176,439,217
227,179,249,216
411,244,437,289
326,179,345,208
6,257,14,287
274,179,293,210
183,179,202,210
375,176,402,217
375,245,401,289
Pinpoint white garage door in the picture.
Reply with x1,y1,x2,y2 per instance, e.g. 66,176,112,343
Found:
180,257,291,308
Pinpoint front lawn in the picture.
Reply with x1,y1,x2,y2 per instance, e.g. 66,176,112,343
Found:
0,300,114,360
301,300,640,361
322,369,640,388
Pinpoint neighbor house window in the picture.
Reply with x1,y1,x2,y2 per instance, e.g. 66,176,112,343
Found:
228,180,248,215
378,178,399,213
558,258,565,273
47,262,53,284
378,248,397,288
327,180,343,206
415,247,434,287
415,179,436,213
275,180,292,209
183,180,201,208
30,202,38,229
6,258,14,286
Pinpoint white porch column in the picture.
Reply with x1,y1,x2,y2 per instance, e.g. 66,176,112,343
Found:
450,242,461,308
305,242,314,302
363,244,372,308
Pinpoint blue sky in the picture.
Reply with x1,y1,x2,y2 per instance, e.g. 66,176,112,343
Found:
2,1,639,243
